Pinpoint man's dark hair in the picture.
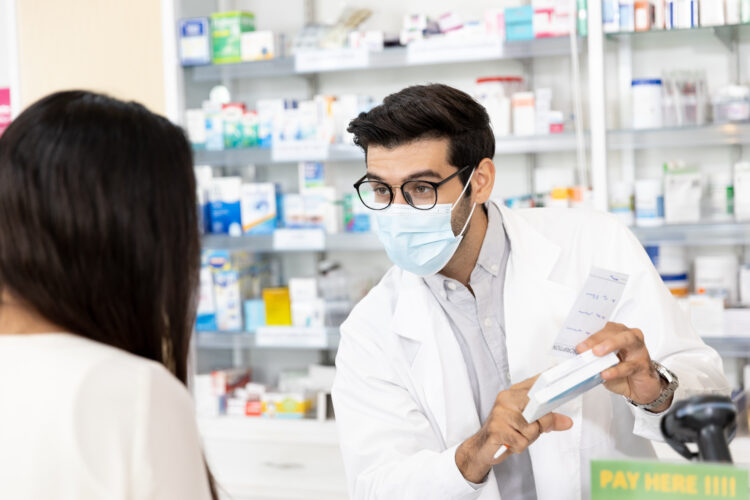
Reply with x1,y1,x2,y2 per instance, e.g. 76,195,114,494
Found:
347,83,495,190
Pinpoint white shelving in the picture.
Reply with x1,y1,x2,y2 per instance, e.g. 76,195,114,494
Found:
607,23,750,40
609,123,750,151
187,36,579,82
196,328,341,350
203,222,750,254
630,222,750,247
704,337,750,358
197,329,750,354
202,232,382,252
194,123,750,167
193,132,585,166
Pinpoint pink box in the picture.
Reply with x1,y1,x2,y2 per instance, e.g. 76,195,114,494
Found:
0,88,10,137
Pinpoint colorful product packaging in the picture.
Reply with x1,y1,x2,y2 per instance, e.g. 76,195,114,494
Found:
241,110,259,148
210,11,256,64
196,252,218,331
241,183,278,234
263,287,293,326
262,393,312,418
179,17,211,66
208,177,243,235
343,193,372,232
204,249,255,332
241,30,276,61
222,103,245,150
505,6,535,41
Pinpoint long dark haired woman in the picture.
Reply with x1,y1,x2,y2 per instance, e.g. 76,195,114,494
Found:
0,91,217,499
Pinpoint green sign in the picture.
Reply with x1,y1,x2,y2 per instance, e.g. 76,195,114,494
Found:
591,460,749,499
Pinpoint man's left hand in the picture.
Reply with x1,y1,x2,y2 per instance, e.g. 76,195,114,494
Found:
576,322,670,413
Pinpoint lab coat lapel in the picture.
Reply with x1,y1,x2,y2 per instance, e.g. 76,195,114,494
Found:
500,206,583,500
392,272,480,448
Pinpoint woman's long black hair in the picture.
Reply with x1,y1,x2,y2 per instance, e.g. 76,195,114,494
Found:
0,90,217,498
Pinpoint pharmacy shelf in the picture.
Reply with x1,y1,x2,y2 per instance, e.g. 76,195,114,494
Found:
202,232,382,252
608,122,750,150
194,123,750,166
703,337,750,358
630,222,750,246
194,133,584,166
607,22,750,40
188,37,579,82
194,143,362,166
195,328,341,350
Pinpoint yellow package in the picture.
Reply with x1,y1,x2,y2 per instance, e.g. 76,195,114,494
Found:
263,287,292,326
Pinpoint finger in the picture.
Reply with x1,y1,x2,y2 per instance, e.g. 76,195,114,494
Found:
503,429,531,454
601,360,642,381
592,328,645,357
519,419,544,443
513,374,541,391
576,323,622,353
537,412,574,433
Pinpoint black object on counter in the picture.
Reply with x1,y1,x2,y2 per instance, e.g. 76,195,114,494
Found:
661,394,737,463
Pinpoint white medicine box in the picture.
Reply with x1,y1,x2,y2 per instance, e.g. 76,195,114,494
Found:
179,18,211,66
241,31,276,61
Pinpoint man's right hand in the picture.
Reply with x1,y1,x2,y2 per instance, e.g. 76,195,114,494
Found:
455,375,574,484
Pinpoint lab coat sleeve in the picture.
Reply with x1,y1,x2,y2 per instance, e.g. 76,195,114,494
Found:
610,224,731,442
333,319,484,500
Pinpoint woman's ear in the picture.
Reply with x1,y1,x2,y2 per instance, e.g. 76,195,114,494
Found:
472,158,496,204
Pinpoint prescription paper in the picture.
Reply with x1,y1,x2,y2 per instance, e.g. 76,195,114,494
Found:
551,267,629,357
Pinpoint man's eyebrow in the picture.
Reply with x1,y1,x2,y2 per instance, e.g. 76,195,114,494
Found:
364,169,444,183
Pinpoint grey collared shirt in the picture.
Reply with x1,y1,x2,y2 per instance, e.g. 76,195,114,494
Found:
424,202,537,500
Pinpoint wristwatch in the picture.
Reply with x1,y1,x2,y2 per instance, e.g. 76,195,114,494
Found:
626,361,679,412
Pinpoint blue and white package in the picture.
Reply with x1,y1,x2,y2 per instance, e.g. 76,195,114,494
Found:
196,252,218,331
209,177,243,236
179,18,211,66
241,183,278,235
299,162,325,191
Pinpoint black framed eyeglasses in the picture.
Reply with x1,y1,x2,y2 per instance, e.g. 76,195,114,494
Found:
353,165,473,211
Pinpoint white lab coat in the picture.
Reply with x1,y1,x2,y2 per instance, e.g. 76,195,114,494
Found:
332,204,730,500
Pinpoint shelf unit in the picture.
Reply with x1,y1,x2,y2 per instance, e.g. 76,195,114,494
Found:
194,122,750,168
703,337,750,358
608,123,750,151
630,222,750,246
196,329,750,355
607,23,750,40
202,232,382,252
187,36,580,82
196,328,341,350
194,132,588,167
202,222,750,253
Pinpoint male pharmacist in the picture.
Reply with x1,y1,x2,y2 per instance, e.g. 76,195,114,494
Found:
331,84,729,500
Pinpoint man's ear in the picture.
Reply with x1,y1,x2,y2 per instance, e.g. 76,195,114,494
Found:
472,158,496,204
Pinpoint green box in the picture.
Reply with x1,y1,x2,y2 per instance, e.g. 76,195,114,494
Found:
591,460,748,500
210,11,255,64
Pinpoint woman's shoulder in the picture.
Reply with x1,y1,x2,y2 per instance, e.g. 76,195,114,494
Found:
61,334,190,412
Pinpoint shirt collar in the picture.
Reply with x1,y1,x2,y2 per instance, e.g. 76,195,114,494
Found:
476,202,507,278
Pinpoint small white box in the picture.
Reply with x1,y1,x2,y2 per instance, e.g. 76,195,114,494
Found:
291,299,326,328
664,171,702,223
241,30,276,61
289,278,318,301
735,162,750,221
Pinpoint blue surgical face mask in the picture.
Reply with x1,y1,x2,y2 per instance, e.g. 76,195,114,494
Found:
374,170,477,277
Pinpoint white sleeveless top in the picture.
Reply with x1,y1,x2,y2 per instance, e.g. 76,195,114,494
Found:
0,333,212,500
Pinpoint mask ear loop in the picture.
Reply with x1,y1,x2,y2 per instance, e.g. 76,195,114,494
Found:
452,168,477,238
